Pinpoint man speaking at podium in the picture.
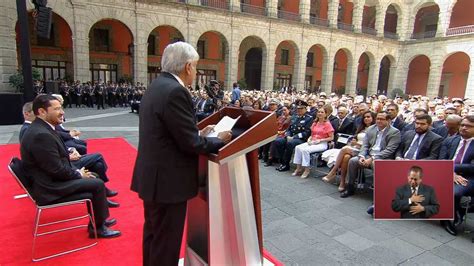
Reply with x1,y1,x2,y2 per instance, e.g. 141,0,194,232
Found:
131,42,232,266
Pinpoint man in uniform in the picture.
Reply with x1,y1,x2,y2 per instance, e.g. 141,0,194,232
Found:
273,100,313,172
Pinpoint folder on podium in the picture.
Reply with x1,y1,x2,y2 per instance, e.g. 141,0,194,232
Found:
185,107,277,265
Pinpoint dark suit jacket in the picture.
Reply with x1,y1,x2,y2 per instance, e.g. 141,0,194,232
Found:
392,117,407,132
432,120,445,129
334,117,355,135
402,122,415,134
395,130,443,159
391,184,440,218
131,72,225,203
439,135,474,179
55,125,74,141
359,125,401,160
20,119,82,205
19,122,31,142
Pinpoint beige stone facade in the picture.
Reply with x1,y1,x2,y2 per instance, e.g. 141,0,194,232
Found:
1,0,473,99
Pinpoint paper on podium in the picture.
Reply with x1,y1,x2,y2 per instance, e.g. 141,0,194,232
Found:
207,115,241,137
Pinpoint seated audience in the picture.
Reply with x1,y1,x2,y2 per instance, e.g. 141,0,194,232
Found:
20,95,121,238
433,114,462,138
386,103,406,132
292,104,334,179
341,111,401,198
322,111,376,192
333,106,355,147
401,108,428,134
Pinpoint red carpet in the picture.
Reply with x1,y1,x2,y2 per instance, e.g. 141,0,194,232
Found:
0,138,281,265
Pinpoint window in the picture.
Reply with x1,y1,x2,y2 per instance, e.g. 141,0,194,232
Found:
37,24,55,47
197,40,206,59
93,29,109,52
305,75,312,90
275,73,292,89
32,60,66,81
281,49,289,65
306,52,314,67
148,66,161,84
147,35,156,55
196,69,216,87
90,63,117,82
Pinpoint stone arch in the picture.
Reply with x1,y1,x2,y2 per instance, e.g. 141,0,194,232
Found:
377,54,396,95
274,40,300,90
449,0,474,29
332,48,353,94
84,7,136,41
89,19,134,82
384,2,402,36
440,51,471,98
20,0,74,32
192,22,232,49
406,55,431,96
196,31,230,87
304,44,329,92
410,1,440,38
238,35,267,90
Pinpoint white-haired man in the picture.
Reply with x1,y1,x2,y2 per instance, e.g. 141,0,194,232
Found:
131,42,232,266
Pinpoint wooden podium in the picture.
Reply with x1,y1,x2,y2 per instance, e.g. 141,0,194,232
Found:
185,107,277,265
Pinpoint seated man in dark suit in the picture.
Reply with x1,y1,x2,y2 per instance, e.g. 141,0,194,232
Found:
19,101,34,142
342,111,401,198
439,115,474,235
20,95,120,238
55,124,88,155
392,165,440,218
334,106,355,148
386,103,406,132
395,114,443,160
433,114,461,138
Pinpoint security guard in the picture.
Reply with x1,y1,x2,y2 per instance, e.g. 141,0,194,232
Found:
274,100,313,171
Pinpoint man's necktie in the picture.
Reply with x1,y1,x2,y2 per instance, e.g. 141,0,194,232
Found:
405,135,421,159
454,140,468,164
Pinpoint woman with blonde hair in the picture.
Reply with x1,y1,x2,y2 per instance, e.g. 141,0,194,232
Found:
292,104,334,178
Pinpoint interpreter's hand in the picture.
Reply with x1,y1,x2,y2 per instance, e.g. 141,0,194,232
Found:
70,129,81,137
80,167,94,178
217,131,232,144
454,174,468,186
409,203,425,215
200,125,215,137
358,157,366,165
410,194,425,204
362,157,373,167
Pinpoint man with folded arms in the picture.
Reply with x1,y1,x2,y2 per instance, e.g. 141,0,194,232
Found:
20,95,121,238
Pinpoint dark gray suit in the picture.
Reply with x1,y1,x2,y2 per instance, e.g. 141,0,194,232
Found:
395,130,443,160
391,184,440,218
346,125,401,188
131,72,225,265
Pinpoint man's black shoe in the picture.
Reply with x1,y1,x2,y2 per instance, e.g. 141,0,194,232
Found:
340,190,354,198
89,225,121,239
264,161,273,167
106,187,118,198
104,218,117,227
277,164,290,172
107,199,120,208
367,204,374,216
440,220,457,236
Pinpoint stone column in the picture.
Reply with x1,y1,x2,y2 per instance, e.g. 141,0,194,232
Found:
386,65,397,96
293,49,306,91
299,0,311,24
187,0,201,5
464,61,474,100
226,37,239,91
375,5,385,37
352,1,364,33
427,64,443,99
72,5,91,82
262,45,276,90
327,0,339,29
346,59,358,95
436,8,451,38
133,13,148,85
267,0,278,18
398,11,410,41
0,0,18,92
367,62,379,96
321,53,334,94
